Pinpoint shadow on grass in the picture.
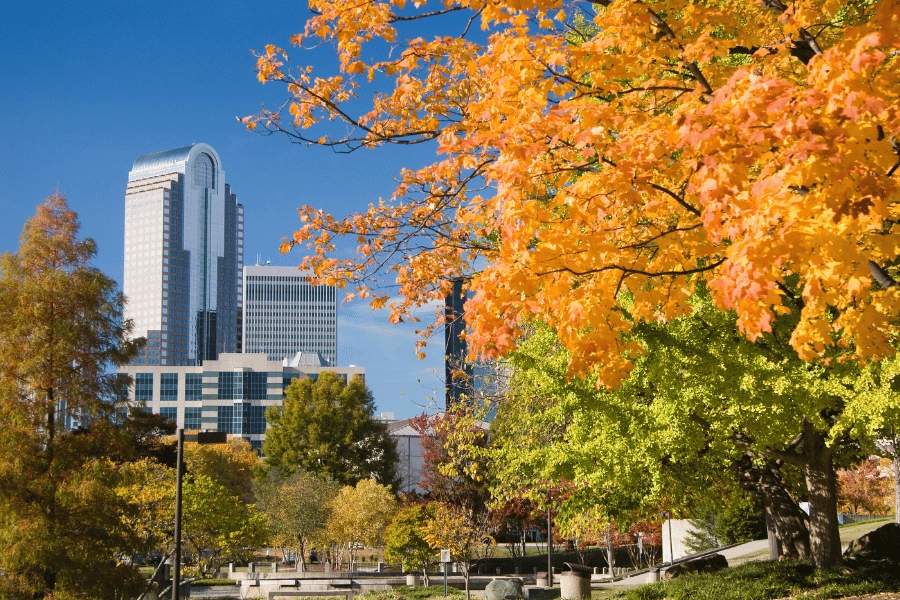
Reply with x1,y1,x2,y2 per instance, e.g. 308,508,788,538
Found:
616,560,900,600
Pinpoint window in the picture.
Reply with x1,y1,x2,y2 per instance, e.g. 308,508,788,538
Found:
160,373,178,401
185,373,202,401
184,407,202,430
159,407,177,423
217,405,234,433
135,373,153,402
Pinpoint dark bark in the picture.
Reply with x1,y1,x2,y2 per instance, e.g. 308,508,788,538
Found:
802,422,843,568
737,455,810,559
892,441,899,524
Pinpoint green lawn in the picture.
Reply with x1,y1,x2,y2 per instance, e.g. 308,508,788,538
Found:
608,559,900,600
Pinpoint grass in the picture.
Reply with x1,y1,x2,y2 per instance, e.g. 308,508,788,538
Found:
362,585,464,600
191,578,237,586
611,559,900,600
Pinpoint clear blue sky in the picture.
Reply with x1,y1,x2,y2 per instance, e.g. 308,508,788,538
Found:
0,0,448,418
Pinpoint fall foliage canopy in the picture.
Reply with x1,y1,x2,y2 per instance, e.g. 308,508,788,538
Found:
249,0,900,385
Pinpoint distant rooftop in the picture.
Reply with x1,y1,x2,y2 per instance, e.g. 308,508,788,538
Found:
131,145,195,172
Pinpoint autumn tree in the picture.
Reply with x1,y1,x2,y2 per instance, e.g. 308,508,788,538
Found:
384,503,436,582
264,372,399,488
0,195,147,598
185,437,261,505
324,479,397,570
421,502,495,600
255,469,341,570
837,457,893,514
249,0,900,568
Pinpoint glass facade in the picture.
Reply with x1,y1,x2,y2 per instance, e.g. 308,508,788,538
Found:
160,373,178,401
185,373,202,401
218,371,269,400
135,373,153,402
159,407,177,423
217,405,234,433
184,407,202,430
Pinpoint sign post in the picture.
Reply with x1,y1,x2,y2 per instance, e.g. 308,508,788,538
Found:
441,550,451,596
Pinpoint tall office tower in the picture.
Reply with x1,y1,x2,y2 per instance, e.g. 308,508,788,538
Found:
444,278,473,409
242,265,337,365
124,143,243,366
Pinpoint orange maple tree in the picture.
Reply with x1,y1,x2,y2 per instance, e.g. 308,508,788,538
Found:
247,0,900,386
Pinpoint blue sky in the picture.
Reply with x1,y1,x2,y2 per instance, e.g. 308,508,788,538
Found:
0,0,449,418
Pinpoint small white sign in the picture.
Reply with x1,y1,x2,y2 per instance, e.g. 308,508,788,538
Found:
441,550,451,563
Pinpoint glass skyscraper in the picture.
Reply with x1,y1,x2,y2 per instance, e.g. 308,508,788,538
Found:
124,143,243,365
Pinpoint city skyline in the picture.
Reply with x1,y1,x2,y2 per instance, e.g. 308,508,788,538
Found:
0,0,446,418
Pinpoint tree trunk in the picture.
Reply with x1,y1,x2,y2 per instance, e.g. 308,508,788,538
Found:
892,439,900,524
738,456,810,559
803,423,842,568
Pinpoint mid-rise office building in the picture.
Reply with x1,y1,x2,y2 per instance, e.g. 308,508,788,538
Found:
124,143,243,365
120,353,365,450
242,265,337,365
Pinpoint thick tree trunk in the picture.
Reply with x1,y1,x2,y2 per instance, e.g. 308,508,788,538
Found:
803,423,842,568
738,455,810,559
893,447,899,524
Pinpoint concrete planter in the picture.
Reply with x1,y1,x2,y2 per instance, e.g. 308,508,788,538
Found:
559,574,590,600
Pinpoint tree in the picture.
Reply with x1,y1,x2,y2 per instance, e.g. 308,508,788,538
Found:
384,503,435,582
411,411,490,508
185,437,261,505
325,479,397,570
0,195,146,599
180,474,268,578
250,0,900,382
837,457,893,514
421,502,495,600
490,498,542,559
487,289,900,568
255,469,341,570
250,0,900,568
264,372,399,488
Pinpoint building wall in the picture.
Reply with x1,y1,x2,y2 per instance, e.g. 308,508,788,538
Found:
388,420,426,494
242,265,337,365
124,143,242,365
120,353,364,450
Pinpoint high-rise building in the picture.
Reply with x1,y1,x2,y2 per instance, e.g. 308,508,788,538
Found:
124,143,243,365
445,278,473,408
242,265,337,365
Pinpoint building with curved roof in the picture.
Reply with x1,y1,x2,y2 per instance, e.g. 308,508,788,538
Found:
124,143,243,366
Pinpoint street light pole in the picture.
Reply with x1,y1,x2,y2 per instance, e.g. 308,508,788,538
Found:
547,490,552,588
172,430,228,600
172,429,185,600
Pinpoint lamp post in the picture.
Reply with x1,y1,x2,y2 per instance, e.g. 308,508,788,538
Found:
547,489,553,588
172,430,228,600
